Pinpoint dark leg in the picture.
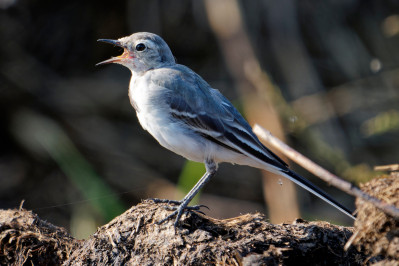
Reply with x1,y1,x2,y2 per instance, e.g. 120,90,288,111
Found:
157,160,218,227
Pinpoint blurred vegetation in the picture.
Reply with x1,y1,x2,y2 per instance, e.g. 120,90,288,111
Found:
177,161,205,205
1,0,399,237
11,110,125,221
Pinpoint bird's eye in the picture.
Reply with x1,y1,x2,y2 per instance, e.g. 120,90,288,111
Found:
135,43,146,52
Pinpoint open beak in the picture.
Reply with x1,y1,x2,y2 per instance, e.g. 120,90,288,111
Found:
96,39,132,66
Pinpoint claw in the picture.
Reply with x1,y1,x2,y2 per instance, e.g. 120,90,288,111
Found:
151,199,209,227
197,204,210,210
181,204,209,211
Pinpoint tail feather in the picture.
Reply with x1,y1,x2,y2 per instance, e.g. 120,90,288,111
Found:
280,169,356,220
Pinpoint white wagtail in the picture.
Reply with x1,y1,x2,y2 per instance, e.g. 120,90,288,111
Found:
97,32,355,226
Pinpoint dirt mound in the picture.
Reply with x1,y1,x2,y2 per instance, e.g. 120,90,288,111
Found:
348,172,399,264
65,200,364,265
0,209,77,265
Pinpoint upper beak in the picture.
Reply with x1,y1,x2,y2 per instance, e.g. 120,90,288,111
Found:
98,39,122,46
96,39,129,66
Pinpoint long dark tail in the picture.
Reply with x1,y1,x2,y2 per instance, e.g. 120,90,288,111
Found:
279,169,356,220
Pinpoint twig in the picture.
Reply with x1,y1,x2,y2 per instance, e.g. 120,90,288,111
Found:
374,164,399,172
253,124,399,220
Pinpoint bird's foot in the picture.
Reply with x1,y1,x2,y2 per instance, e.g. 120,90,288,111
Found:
158,203,208,227
148,198,181,205
148,198,208,227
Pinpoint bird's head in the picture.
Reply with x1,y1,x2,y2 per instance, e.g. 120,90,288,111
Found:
97,32,175,73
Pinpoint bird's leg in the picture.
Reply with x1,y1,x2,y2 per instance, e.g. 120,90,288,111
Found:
157,160,218,227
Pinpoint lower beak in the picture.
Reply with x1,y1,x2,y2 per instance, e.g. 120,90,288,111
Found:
97,39,129,66
96,57,121,66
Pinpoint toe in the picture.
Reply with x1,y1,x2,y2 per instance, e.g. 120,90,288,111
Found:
149,198,181,205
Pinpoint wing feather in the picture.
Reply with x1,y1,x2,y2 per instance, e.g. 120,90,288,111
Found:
154,64,288,169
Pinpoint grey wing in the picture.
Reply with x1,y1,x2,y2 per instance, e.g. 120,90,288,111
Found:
160,66,288,169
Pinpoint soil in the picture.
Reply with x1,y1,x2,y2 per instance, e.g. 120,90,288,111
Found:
1,173,398,265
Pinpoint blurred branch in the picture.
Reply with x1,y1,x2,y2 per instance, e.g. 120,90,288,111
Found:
204,0,300,222
374,164,399,172
361,109,399,137
254,124,399,219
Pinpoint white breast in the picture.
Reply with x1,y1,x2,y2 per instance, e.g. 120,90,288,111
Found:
128,73,206,162
129,77,149,130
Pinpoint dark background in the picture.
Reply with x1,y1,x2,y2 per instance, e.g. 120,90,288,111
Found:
1,0,398,238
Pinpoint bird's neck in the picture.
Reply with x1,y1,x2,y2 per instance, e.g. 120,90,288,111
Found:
130,68,147,79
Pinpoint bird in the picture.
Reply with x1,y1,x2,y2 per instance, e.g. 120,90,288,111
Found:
97,32,355,227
